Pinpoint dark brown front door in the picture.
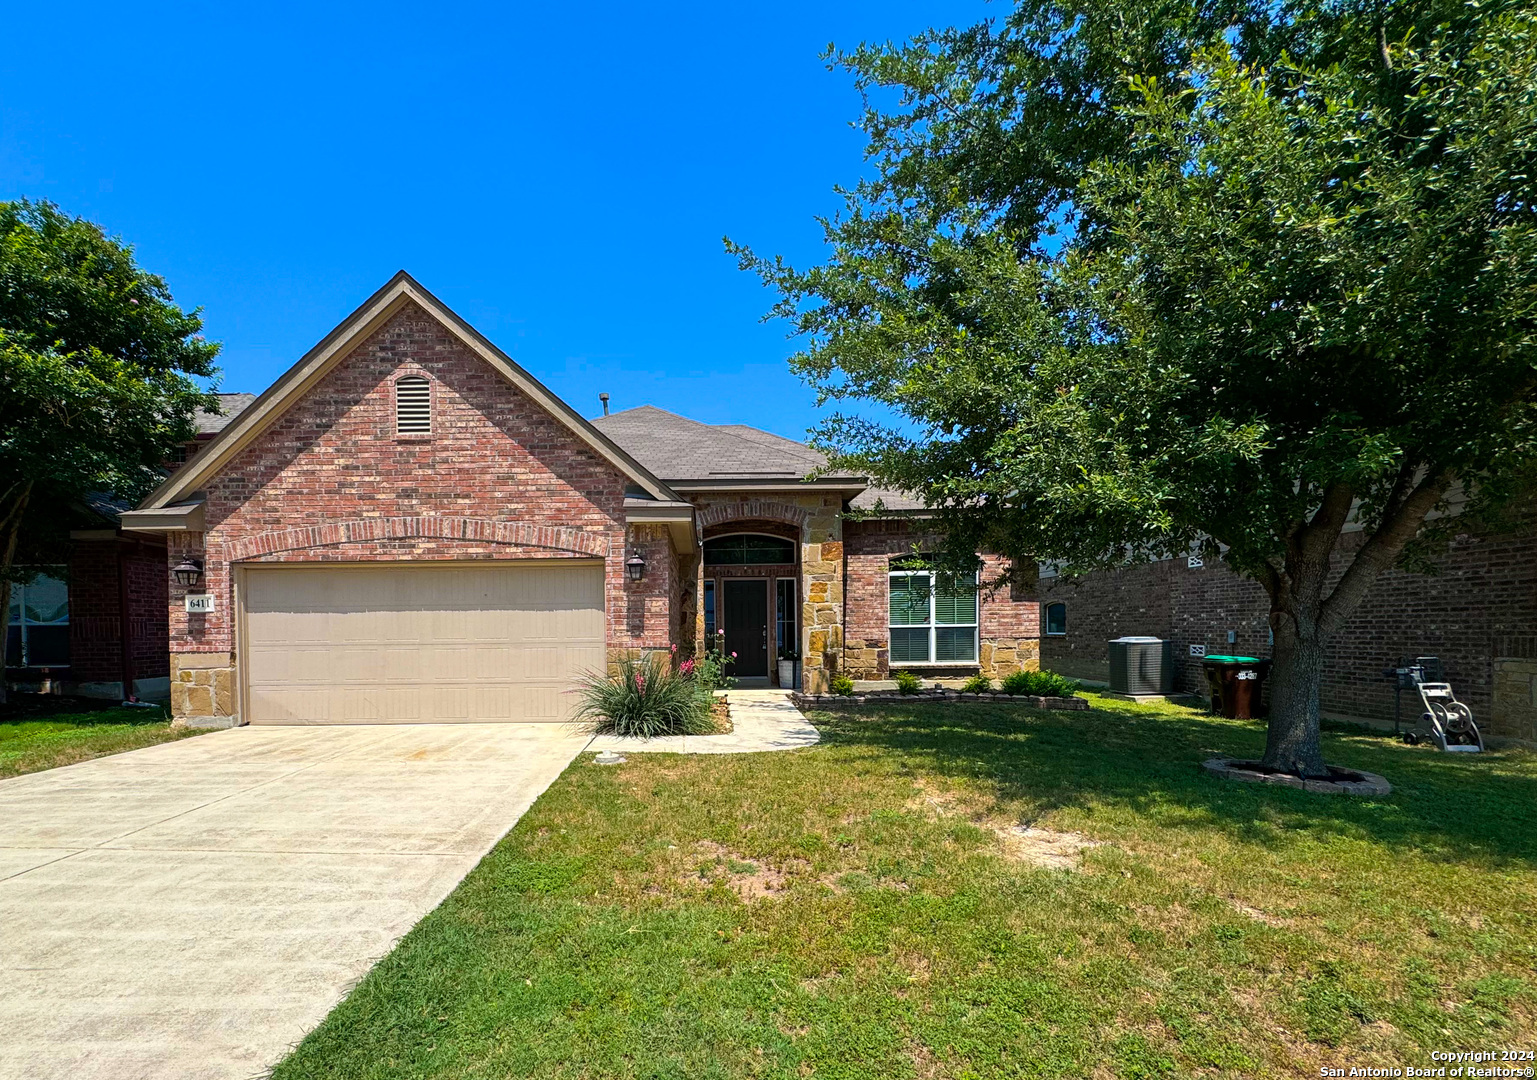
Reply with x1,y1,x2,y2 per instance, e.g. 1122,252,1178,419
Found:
723,579,769,677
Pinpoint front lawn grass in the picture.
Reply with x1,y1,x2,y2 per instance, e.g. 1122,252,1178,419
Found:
0,699,205,778
273,692,1537,1079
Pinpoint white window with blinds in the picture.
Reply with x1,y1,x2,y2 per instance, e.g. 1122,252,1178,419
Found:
6,572,70,668
888,569,978,664
395,375,431,434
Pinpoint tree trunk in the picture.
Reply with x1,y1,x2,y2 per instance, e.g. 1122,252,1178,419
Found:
1253,468,1454,778
1262,611,1329,777
0,482,35,707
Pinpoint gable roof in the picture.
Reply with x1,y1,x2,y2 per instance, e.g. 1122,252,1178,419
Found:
591,405,863,487
135,272,679,510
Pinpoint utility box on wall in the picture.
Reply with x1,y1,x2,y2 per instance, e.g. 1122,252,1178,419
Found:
1108,637,1173,695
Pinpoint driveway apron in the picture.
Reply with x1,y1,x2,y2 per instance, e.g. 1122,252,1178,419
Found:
0,722,589,1080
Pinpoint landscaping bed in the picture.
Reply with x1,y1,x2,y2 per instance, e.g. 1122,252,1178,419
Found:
272,691,1537,1079
794,688,1090,710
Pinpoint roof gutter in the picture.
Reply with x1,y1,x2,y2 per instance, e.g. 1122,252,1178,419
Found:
665,478,867,494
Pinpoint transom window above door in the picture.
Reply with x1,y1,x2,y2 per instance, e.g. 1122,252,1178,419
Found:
703,534,797,566
889,569,978,664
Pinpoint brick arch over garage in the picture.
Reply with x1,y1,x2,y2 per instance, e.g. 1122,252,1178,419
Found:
694,499,810,540
220,517,610,562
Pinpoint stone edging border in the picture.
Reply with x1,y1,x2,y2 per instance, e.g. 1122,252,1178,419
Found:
1202,757,1392,796
792,690,1090,711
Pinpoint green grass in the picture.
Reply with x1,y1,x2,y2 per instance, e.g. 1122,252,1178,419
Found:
0,701,205,778
272,692,1537,1079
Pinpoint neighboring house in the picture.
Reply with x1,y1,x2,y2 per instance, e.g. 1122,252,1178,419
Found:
1039,524,1537,744
120,273,1041,727
5,496,170,702
3,395,258,702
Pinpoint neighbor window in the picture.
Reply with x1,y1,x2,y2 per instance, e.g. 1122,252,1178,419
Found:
703,580,716,638
702,534,797,565
395,375,431,434
6,573,70,668
1046,602,1067,636
888,569,978,664
776,578,797,658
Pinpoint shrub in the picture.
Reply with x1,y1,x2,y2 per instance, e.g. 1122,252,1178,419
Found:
1000,669,1082,697
894,670,924,694
831,675,856,697
961,674,993,693
574,653,713,738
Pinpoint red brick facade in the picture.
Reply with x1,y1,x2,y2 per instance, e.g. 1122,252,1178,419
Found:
65,535,169,694
167,302,679,720
1040,526,1537,737
843,518,1041,679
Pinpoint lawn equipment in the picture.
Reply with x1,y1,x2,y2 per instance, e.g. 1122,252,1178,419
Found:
1385,657,1484,752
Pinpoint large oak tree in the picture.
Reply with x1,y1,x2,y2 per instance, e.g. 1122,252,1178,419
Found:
736,0,1537,776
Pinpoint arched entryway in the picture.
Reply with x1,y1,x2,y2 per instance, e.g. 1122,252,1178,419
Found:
701,519,800,686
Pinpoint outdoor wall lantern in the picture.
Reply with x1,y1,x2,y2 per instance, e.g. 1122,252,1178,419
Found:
171,557,204,589
625,550,647,583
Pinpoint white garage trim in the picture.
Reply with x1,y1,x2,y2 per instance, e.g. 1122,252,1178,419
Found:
235,560,605,725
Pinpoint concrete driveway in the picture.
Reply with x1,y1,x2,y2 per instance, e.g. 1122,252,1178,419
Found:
0,722,591,1080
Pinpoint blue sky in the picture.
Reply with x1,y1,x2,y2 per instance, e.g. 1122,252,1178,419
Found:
0,1,992,440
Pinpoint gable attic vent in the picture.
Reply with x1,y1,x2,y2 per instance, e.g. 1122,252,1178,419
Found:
395,375,431,434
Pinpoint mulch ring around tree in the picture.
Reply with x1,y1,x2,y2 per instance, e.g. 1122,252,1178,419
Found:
1202,757,1392,796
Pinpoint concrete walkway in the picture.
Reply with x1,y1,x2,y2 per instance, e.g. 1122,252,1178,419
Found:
0,722,589,1080
586,689,821,755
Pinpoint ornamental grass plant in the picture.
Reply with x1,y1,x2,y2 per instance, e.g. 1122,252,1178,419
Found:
574,652,715,739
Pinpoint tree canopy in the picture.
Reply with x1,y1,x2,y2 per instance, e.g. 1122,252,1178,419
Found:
735,0,1537,774
0,199,219,678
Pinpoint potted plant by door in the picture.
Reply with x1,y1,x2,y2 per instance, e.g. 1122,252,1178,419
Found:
777,648,799,690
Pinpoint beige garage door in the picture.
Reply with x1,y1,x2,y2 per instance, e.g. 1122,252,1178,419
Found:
242,562,605,724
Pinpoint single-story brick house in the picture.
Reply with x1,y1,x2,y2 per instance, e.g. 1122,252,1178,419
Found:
120,273,1041,726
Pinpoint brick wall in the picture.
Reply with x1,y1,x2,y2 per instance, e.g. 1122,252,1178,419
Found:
168,301,644,722
67,539,122,684
843,518,1040,679
67,536,169,693
1041,527,1537,731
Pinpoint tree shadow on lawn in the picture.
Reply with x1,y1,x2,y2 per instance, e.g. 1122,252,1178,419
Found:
812,700,1537,869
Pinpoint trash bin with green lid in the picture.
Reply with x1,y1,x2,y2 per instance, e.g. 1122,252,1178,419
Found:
1200,655,1271,719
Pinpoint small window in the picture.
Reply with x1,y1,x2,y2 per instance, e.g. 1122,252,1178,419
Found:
395,375,431,434
888,569,978,664
7,573,70,668
703,580,716,638
1046,602,1067,636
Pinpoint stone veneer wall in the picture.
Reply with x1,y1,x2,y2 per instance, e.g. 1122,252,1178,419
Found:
843,518,1040,680
689,495,844,692
166,301,654,725
1492,635,1537,743
1040,525,1537,740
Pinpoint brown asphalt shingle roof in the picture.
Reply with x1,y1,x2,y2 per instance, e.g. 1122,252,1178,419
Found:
591,405,858,484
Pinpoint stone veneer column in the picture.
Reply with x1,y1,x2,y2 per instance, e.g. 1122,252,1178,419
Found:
800,497,844,693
